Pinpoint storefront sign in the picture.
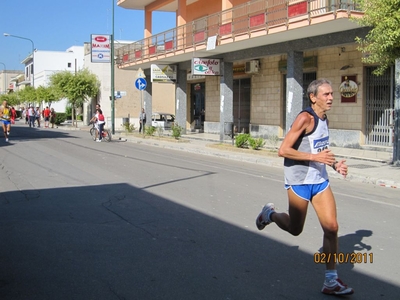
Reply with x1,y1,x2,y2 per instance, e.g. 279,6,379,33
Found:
151,64,177,82
91,34,111,63
339,75,358,103
192,58,220,76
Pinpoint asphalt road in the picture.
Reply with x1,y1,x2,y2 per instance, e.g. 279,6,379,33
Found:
0,124,399,300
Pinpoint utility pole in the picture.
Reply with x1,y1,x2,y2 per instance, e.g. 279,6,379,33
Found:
393,58,400,165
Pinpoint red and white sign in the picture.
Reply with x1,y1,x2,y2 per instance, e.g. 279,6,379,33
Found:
91,34,111,63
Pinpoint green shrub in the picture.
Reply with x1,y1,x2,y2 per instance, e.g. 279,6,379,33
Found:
248,137,266,150
235,133,250,148
65,106,72,119
171,123,183,139
123,122,135,133
76,114,83,121
145,126,156,136
55,113,67,125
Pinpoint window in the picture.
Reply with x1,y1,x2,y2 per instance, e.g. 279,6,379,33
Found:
68,62,72,68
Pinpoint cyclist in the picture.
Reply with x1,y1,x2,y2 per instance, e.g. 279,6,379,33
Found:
90,107,105,142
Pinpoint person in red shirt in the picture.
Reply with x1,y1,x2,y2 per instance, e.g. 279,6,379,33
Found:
43,106,51,128
10,107,17,124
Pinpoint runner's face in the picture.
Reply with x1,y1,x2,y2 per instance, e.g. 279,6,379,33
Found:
310,83,333,112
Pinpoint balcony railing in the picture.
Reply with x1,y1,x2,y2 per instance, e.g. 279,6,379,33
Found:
116,0,362,67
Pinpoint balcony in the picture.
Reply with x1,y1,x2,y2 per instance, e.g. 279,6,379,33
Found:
116,0,364,70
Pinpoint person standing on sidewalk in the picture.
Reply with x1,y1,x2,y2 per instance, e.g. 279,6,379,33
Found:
35,107,41,128
43,106,51,128
50,108,56,128
255,78,353,296
139,108,146,134
28,106,35,127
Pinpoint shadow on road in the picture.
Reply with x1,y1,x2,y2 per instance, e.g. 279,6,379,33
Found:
0,182,398,300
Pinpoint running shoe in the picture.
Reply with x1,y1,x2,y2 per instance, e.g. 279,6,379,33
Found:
7,131,10,136
321,278,354,295
96,139,102,142
256,203,275,230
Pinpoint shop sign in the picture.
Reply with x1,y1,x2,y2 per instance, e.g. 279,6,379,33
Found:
192,58,220,75
339,75,358,103
151,64,177,82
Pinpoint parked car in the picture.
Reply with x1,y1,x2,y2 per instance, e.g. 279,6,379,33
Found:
151,112,175,129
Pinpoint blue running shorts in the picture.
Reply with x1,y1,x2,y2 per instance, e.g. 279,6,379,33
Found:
2,120,11,126
285,180,329,201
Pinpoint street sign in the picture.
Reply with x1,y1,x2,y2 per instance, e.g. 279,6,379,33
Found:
135,78,147,91
136,68,146,79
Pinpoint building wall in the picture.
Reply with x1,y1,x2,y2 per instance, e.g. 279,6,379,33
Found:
252,55,282,127
0,70,23,94
198,43,366,144
205,75,220,122
34,48,84,75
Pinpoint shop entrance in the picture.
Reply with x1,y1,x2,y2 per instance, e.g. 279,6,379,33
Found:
365,66,394,146
233,78,251,133
191,82,205,130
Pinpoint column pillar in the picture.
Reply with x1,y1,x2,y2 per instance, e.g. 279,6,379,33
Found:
144,69,153,130
219,61,233,142
176,67,187,134
285,51,303,134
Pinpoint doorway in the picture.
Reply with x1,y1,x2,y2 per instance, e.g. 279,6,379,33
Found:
191,82,205,130
365,66,394,146
233,78,251,133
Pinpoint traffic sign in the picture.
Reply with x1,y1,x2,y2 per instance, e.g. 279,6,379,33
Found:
135,78,147,91
136,68,146,79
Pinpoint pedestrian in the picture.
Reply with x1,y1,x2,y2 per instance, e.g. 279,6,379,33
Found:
139,108,146,133
10,106,17,124
255,79,353,295
0,100,12,142
24,107,29,124
43,106,51,128
50,108,56,128
35,107,41,128
28,106,35,127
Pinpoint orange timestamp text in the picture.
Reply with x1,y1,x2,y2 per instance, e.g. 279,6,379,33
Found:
314,252,373,264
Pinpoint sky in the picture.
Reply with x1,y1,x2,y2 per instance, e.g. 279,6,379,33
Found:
0,0,176,71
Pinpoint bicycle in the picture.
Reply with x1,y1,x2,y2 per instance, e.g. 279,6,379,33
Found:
89,122,112,142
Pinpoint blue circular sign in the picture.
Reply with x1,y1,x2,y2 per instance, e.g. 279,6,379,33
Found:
135,78,147,91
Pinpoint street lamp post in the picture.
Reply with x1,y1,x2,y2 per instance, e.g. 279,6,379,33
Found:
0,62,6,94
3,33,35,87
111,0,115,134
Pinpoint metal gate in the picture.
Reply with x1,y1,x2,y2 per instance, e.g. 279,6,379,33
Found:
365,66,394,146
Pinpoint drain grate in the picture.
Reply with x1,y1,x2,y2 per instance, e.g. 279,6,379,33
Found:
348,164,378,169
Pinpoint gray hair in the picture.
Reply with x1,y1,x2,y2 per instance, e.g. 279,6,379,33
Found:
307,78,332,102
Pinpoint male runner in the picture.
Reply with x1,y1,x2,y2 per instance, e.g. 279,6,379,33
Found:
0,100,12,142
256,79,353,295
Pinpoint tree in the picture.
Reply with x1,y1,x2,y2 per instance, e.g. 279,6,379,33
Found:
16,86,37,106
49,69,100,127
0,92,18,106
354,0,400,75
36,86,58,108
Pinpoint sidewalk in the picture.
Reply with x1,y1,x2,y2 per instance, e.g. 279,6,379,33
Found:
66,123,400,189
113,130,399,189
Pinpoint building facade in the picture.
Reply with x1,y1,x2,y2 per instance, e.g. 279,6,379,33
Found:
115,0,396,149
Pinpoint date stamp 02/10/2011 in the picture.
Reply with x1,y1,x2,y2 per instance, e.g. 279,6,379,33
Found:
314,252,373,264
